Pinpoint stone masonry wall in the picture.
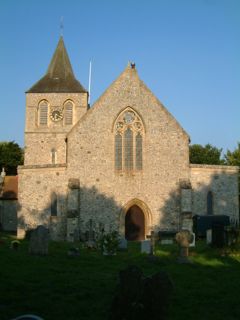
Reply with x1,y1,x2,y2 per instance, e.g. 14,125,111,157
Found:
190,164,239,222
17,165,68,239
0,200,18,231
67,66,190,235
18,65,240,240
24,92,88,165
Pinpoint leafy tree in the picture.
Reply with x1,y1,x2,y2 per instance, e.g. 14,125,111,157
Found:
189,143,224,165
0,141,24,175
224,142,240,166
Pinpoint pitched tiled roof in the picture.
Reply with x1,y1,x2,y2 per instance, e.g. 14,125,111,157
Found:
27,37,87,93
0,176,18,200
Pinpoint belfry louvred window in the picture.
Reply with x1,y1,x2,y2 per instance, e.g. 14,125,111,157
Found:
64,100,73,125
114,108,144,171
39,100,48,125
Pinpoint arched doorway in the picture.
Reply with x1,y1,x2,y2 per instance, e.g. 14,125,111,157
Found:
125,205,145,240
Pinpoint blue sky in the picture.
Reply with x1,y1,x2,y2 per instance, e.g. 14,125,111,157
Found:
0,0,239,153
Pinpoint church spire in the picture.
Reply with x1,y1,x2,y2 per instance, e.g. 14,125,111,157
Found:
27,37,87,93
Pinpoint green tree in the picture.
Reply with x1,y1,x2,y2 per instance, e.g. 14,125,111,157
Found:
0,141,24,175
224,142,240,166
189,143,224,165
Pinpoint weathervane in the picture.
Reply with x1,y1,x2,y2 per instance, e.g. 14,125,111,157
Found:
60,16,64,37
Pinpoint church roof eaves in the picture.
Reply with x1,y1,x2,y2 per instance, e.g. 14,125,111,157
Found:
26,37,87,93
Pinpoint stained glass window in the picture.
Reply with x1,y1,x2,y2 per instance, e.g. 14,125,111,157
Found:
114,108,144,172
115,134,122,170
136,133,142,170
124,128,133,170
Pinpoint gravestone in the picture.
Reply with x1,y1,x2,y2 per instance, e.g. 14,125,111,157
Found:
141,240,151,254
85,219,96,248
67,218,79,242
109,265,173,320
206,229,212,244
29,225,49,255
146,231,158,254
118,238,127,250
189,232,196,247
161,239,173,245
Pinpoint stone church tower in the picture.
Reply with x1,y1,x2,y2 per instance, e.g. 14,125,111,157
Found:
24,37,88,166
17,37,239,241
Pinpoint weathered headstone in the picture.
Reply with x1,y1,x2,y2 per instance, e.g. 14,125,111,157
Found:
189,232,196,247
118,238,127,250
109,265,173,320
29,225,49,255
206,229,212,244
141,240,151,254
67,218,79,242
84,219,97,249
161,239,173,245
146,231,157,254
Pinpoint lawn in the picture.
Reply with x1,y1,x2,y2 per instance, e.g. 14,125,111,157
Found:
0,234,240,320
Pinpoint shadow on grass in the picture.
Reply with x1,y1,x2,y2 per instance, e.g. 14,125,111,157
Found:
1,235,240,320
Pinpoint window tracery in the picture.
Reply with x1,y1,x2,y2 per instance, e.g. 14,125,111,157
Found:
114,108,144,171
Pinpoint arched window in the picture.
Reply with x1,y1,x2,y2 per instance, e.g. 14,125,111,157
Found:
51,192,57,216
115,133,122,170
136,133,143,170
207,191,213,215
124,128,133,170
39,100,48,125
64,100,73,125
51,148,57,164
114,108,144,171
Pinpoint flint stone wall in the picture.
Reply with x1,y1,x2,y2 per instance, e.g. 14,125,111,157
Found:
17,67,239,240
190,164,239,222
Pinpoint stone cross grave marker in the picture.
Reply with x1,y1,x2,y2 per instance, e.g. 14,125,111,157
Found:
175,230,193,263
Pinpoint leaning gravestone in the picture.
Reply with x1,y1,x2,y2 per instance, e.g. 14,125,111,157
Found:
29,225,49,255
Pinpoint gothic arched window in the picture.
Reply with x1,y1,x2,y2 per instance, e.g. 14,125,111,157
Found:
114,108,144,172
115,133,122,170
207,191,213,215
38,100,48,126
136,133,143,170
64,100,73,125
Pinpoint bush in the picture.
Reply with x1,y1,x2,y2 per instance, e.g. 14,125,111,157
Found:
98,231,120,255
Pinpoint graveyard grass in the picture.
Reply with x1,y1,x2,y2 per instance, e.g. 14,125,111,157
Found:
1,234,240,320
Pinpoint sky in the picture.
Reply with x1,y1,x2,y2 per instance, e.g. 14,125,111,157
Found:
0,0,239,153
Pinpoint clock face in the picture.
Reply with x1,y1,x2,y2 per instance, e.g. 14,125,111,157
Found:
50,109,63,122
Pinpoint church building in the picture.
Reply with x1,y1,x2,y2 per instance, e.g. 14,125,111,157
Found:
17,37,239,241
